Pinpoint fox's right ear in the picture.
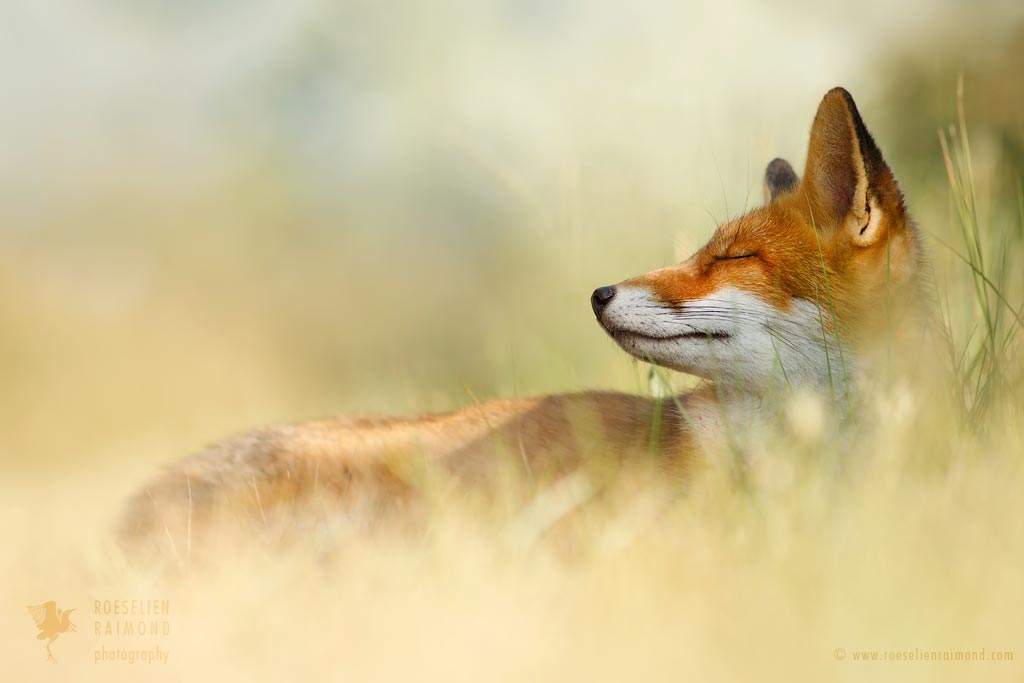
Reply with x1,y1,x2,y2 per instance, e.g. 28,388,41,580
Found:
801,87,906,246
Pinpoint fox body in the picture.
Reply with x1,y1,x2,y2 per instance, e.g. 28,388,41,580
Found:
121,88,924,552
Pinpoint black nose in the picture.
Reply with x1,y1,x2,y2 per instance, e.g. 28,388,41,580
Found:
591,286,617,317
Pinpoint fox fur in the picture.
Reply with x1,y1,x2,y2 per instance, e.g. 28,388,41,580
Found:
120,88,925,557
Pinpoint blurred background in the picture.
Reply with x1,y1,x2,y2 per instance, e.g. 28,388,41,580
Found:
2,2,1024,680
1,0,1022,476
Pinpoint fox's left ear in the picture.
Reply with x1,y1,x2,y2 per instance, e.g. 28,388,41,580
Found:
763,158,798,204
802,87,906,246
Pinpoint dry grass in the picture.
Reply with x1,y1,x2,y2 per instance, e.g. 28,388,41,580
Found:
3,3,1024,681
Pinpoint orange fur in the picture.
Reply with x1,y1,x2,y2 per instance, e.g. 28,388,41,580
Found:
120,88,925,558
629,88,922,345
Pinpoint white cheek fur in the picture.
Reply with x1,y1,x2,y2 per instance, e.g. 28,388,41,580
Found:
600,286,846,390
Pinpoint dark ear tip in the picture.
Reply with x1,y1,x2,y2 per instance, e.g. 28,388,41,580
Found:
824,86,854,101
764,158,798,201
820,87,860,117
766,158,795,176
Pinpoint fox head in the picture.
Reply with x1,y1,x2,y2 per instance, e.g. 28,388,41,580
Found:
592,88,923,391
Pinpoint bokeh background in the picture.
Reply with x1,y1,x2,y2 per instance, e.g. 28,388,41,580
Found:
2,1,1023,681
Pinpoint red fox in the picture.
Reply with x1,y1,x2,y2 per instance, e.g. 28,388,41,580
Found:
121,88,924,553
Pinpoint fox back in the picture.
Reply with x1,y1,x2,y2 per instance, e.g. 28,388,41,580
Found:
120,88,926,561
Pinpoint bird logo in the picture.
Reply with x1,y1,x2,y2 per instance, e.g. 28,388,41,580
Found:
26,601,76,662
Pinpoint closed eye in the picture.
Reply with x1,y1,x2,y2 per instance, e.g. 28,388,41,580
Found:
715,253,757,261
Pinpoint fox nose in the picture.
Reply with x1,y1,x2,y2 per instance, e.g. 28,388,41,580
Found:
591,286,617,317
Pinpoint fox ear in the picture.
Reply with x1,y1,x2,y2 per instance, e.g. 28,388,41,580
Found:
802,88,905,246
763,158,798,204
